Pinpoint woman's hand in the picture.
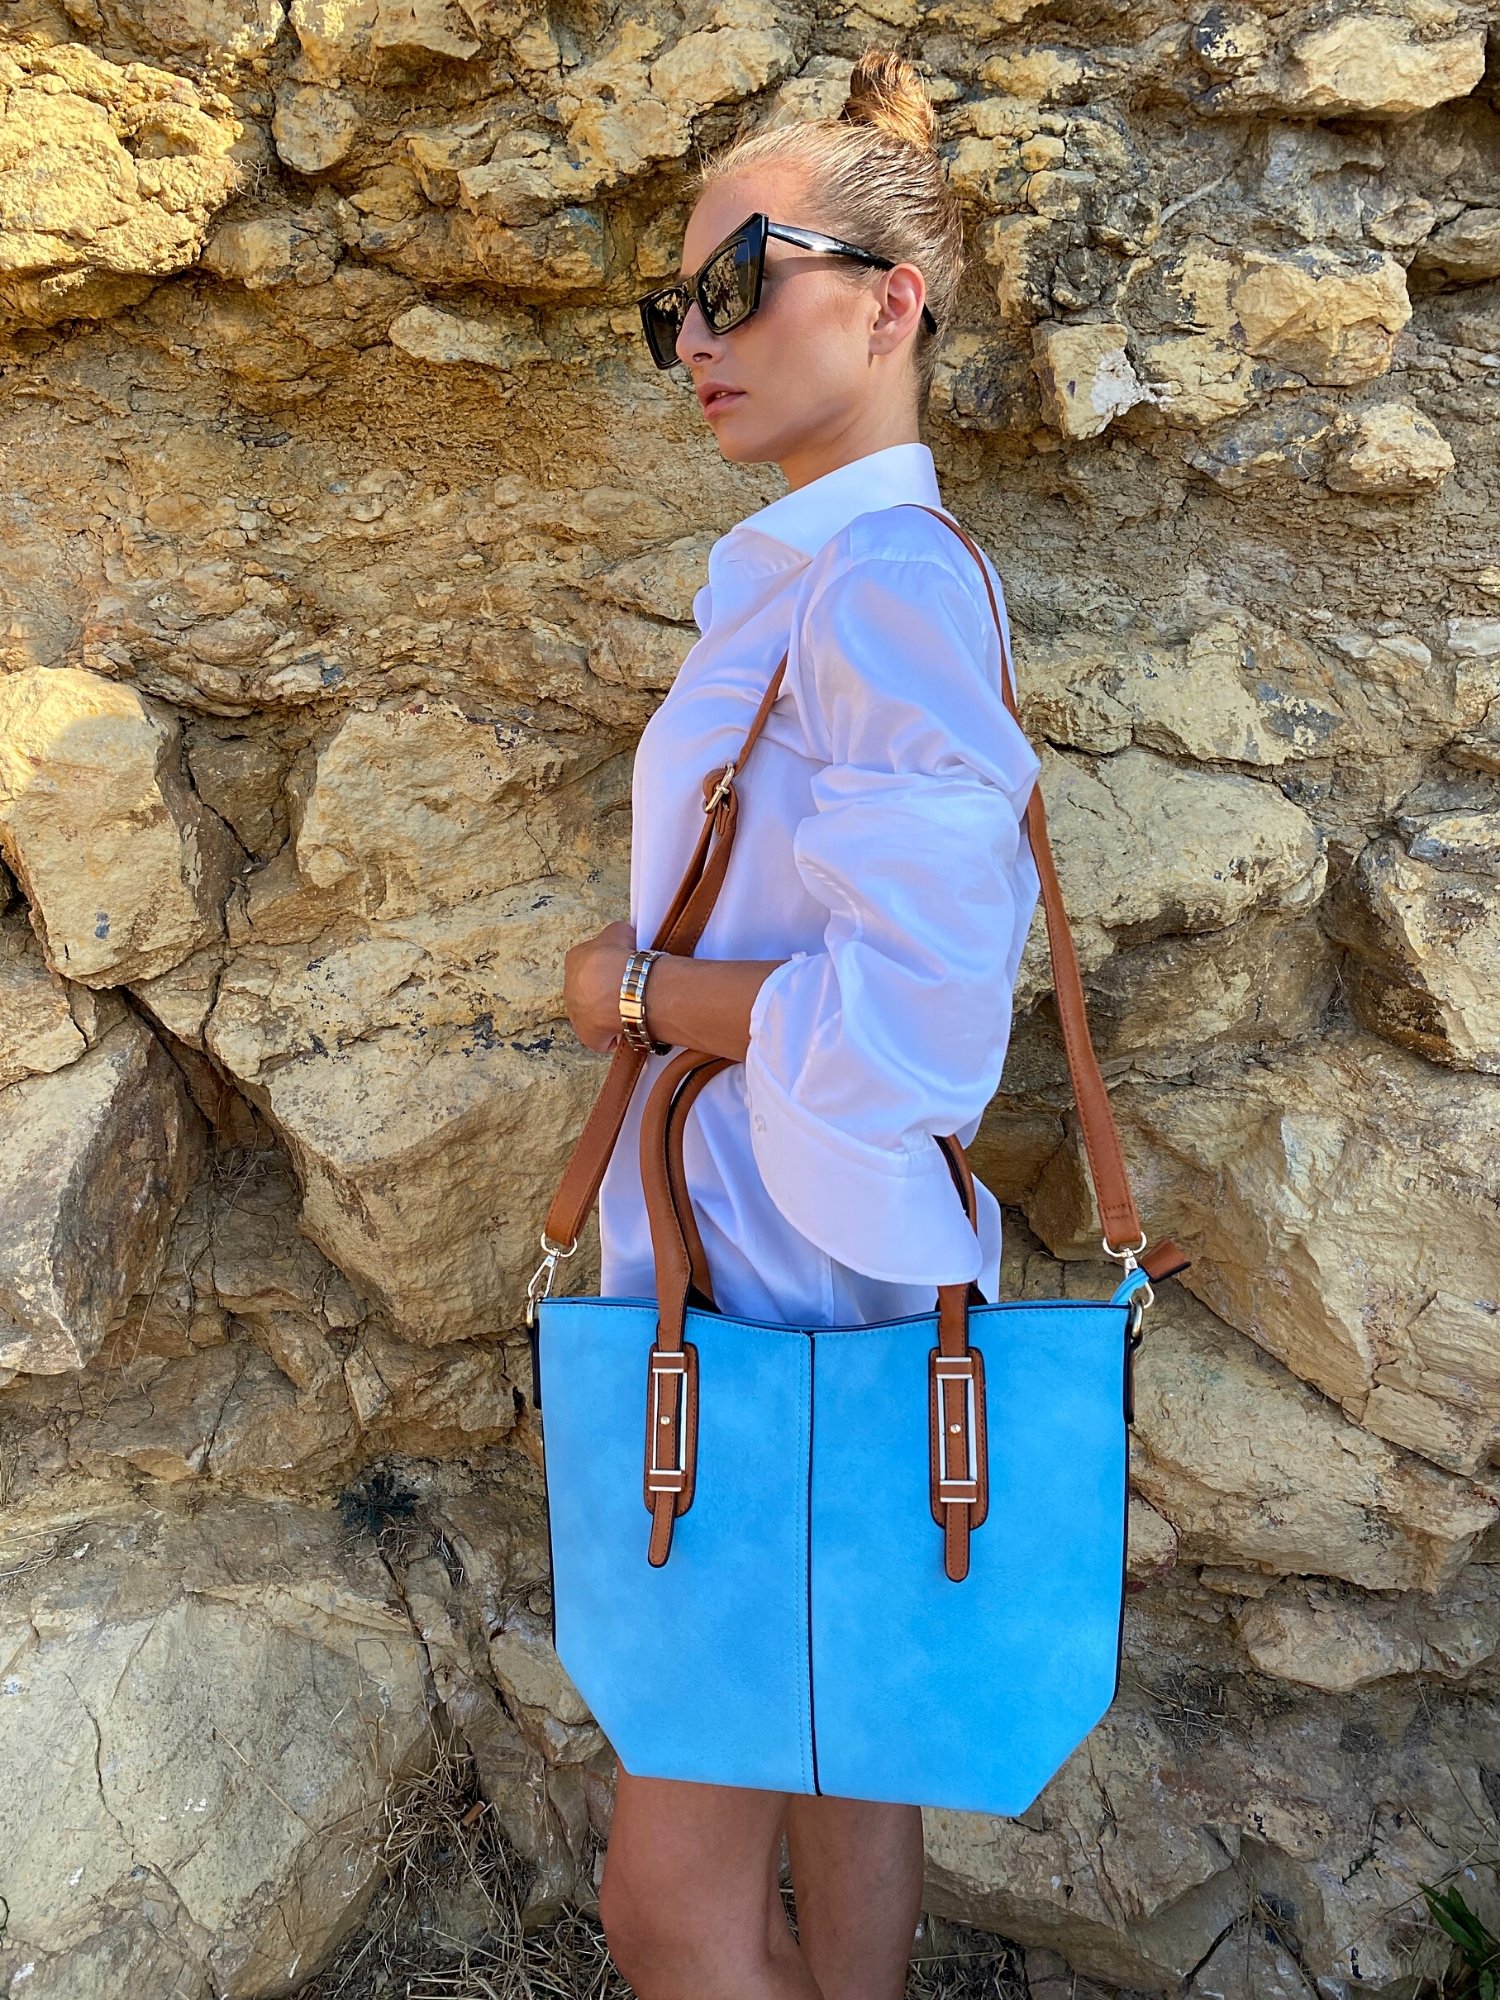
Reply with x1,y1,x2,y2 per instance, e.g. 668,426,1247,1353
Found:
563,920,789,1063
563,918,638,1054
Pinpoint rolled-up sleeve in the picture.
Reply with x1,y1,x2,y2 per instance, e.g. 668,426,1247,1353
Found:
743,543,1044,1285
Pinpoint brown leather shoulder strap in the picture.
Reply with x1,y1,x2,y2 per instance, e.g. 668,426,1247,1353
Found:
538,500,1147,1267
540,654,788,1252
911,504,1143,1250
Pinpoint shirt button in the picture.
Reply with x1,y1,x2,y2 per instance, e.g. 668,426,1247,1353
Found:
753,1113,767,1133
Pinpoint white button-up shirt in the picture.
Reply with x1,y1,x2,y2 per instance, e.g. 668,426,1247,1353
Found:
596,440,1044,1327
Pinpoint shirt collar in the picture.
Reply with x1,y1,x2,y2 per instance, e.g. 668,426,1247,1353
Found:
715,441,945,569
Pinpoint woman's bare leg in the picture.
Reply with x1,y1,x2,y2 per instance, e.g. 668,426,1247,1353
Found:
783,1795,924,2000
599,1765,825,1999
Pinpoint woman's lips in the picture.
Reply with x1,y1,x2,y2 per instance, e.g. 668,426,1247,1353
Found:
703,389,745,414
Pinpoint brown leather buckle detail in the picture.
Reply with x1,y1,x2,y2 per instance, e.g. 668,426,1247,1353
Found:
643,1342,698,1565
928,1346,989,1572
644,1344,697,1497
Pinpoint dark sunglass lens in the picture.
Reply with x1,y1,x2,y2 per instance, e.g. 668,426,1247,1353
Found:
701,234,756,331
642,290,687,367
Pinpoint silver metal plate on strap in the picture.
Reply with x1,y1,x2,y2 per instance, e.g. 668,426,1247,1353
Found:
934,1354,980,1505
646,1348,689,1492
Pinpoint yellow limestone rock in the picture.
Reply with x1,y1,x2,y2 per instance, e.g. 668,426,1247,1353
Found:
1032,321,1149,439
1232,249,1412,385
0,669,239,988
0,42,243,337
1412,206,1500,282
1281,18,1487,118
1325,400,1455,493
0,1498,430,1997
1114,1030,1500,1478
0,1018,204,1374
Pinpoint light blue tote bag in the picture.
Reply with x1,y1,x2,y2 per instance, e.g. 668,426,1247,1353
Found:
524,508,1189,1813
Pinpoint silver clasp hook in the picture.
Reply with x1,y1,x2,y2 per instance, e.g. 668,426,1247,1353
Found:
524,1229,578,1329
702,761,737,814
1103,1229,1154,1312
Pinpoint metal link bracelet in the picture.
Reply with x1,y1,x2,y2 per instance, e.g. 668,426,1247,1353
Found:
619,947,672,1056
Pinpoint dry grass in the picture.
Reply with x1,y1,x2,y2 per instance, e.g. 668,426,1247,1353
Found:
298,1718,628,2000
295,1713,1022,1999
906,1914,1024,1998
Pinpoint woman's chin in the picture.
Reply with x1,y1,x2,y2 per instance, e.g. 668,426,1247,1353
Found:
712,423,775,467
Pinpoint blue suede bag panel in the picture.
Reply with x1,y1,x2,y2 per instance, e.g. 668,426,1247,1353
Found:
533,1262,1149,1814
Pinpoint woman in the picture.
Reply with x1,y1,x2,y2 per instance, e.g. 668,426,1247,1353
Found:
560,48,1044,2000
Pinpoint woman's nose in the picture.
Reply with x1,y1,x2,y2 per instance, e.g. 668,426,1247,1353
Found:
676,299,720,367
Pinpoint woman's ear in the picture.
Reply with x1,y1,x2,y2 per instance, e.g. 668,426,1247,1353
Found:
870,263,927,352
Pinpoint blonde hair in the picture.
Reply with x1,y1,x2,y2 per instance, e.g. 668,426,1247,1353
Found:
693,49,963,407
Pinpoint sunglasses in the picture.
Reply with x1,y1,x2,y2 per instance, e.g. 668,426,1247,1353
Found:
636,211,939,370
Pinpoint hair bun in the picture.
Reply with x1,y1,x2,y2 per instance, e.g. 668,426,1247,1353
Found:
840,48,938,155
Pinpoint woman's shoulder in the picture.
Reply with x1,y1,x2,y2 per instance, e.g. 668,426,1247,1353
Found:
800,501,998,626
782,498,1022,738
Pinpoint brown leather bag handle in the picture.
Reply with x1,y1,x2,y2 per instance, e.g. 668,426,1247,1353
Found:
651,1043,985,1316
637,1042,996,1576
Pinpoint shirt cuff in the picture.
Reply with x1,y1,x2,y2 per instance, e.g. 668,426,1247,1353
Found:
743,958,985,1287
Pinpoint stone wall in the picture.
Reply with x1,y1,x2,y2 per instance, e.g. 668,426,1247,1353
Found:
1,1,1499,1995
